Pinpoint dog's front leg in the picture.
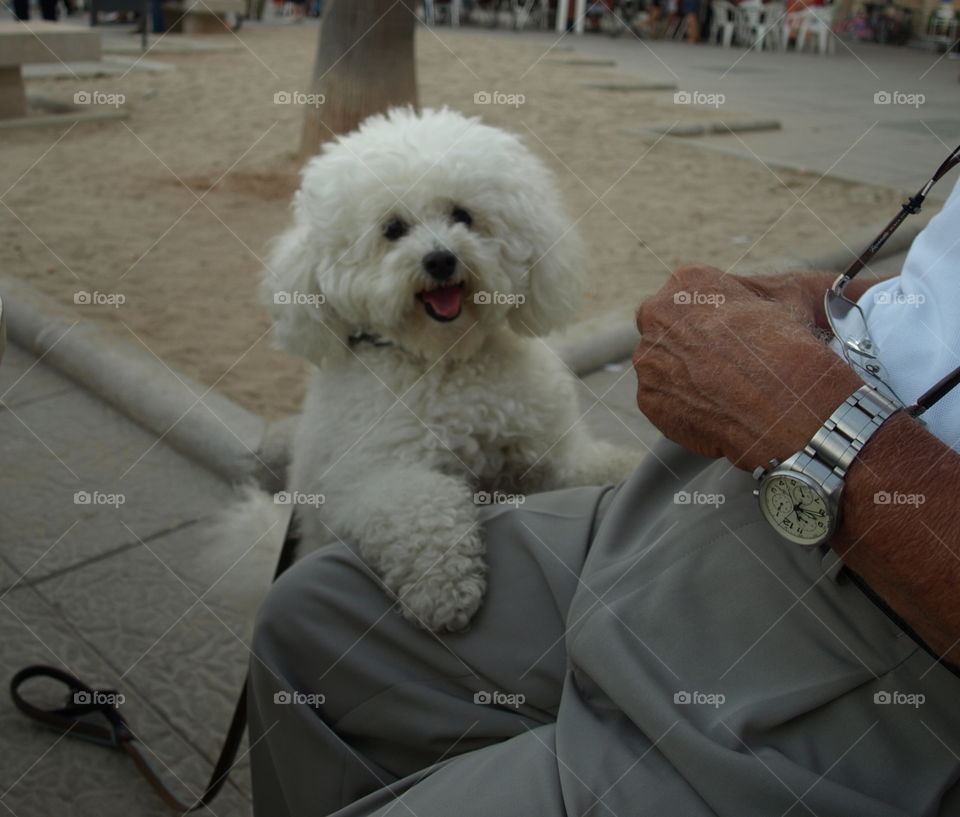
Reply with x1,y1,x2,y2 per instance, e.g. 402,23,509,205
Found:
535,426,645,490
324,466,486,633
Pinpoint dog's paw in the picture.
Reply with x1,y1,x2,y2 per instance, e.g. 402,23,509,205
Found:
602,446,645,483
567,442,644,487
395,560,487,633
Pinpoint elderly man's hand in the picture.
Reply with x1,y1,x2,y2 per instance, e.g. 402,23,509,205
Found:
633,265,864,471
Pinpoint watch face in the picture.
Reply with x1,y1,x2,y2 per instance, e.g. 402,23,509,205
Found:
759,474,833,546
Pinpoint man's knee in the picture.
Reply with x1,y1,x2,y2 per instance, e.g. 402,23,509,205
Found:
251,544,377,673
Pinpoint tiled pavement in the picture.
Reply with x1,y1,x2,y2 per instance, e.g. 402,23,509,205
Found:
0,343,259,817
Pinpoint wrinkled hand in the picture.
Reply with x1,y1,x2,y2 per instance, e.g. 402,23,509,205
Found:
633,265,863,471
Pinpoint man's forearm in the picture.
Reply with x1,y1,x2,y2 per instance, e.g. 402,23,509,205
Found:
836,412,960,666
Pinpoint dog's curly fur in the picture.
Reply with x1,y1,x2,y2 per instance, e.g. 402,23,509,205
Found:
245,107,640,632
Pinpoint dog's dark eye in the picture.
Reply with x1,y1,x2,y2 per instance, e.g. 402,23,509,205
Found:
383,218,409,241
451,207,473,227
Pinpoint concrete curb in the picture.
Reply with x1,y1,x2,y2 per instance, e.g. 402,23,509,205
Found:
544,58,618,66
640,119,782,137
0,275,272,487
0,108,128,130
579,81,678,92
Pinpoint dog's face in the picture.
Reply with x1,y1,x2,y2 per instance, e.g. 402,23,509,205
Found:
264,107,585,366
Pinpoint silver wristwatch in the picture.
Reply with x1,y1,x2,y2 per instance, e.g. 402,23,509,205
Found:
753,385,902,546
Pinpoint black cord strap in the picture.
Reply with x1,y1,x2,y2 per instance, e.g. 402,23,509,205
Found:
842,143,960,282
9,510,300,812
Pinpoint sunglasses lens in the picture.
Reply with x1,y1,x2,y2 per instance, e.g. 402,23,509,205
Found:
825,291,902,404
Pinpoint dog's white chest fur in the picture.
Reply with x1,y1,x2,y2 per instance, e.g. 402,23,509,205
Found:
289,330,576,496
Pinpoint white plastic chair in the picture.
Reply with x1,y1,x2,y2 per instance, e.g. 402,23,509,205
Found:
556,0,588,33
422,0,461,25
512,0,547,28
796,5,835,54
736,0,783,49
734,0,760,45
710,0,737,46
760,2,786,49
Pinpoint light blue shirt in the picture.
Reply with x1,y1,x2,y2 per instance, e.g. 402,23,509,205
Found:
832,174,960,450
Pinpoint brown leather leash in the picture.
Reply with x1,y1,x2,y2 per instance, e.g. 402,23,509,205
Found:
9,510,300,812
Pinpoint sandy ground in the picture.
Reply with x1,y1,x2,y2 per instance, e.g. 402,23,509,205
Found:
0,24,906,419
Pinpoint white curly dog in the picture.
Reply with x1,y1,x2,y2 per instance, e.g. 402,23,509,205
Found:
251,107,639,632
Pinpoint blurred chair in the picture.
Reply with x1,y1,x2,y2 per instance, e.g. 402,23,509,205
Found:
423,0,462,25
796,4,836,53
556,0,588,33
927,2,958,47
736,0,784,49
734,0,759,44
760,1,786,48
709,0,737,45
512,0,546,27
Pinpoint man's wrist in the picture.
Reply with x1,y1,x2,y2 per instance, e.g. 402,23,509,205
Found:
754,354,865,470
833,411,960,663
838,410,917,544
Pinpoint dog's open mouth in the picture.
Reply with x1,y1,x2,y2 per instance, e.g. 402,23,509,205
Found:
417,282,465,323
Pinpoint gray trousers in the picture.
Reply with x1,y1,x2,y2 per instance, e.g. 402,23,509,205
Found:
248,437,960,816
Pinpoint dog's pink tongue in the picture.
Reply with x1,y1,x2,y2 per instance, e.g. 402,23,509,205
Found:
421,285,462,318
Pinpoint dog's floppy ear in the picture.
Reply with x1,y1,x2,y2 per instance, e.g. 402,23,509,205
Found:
505,163,587,338
261,224,351,367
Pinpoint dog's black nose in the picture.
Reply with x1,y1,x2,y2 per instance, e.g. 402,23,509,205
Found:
422,250,458,281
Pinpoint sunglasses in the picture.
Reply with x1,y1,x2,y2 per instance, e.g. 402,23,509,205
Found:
825,143,960,417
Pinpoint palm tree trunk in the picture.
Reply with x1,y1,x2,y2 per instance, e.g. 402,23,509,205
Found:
298,0,419,161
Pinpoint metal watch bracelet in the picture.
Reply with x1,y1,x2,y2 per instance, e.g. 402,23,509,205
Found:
786,385,903,491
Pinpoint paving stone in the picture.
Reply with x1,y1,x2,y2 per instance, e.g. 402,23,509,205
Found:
99,32,240,53
0,372,233,584
0,557,252,816
0,342,74,409
27,519,282,796
23,55,175,78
